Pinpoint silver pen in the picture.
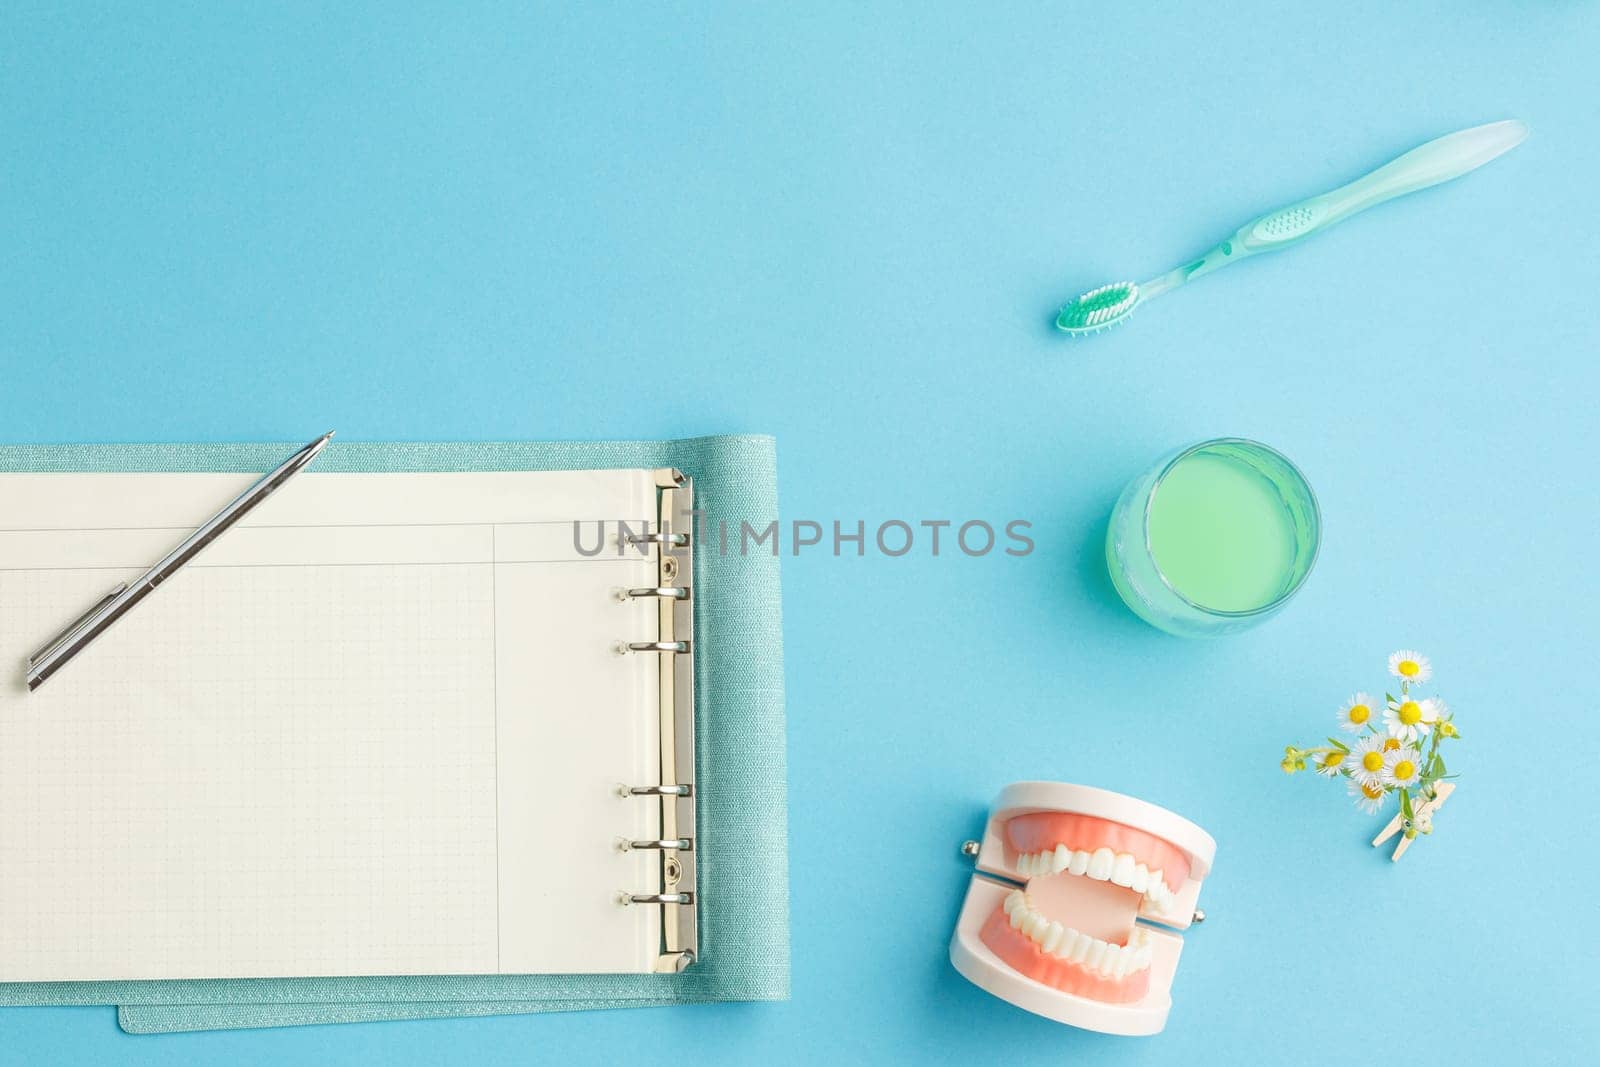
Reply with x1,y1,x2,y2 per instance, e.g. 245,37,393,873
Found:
26,431,336,692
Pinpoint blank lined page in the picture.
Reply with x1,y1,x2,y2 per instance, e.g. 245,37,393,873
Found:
0,470,662,981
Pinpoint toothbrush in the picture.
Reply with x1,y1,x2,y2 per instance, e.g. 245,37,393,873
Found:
1056,119,1529,336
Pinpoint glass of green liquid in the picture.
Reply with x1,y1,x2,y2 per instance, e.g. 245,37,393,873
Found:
1106,438,1320,637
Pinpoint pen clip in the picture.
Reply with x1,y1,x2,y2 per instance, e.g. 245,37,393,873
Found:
29,582,129,668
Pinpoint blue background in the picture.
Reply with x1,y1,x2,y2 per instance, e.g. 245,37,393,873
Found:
3,2,1596,1063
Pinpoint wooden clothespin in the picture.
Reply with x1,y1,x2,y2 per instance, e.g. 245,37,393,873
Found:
1372,781,1455,861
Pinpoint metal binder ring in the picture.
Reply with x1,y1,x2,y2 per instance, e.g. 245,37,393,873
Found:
626,784,693,797
626,531,690,546
627,892,694,905
627,641,691,654
625,586,689,600
628,838,693,851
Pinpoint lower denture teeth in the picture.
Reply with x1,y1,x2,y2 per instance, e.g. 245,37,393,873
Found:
1004,896,1156,980
1067,930,1088,962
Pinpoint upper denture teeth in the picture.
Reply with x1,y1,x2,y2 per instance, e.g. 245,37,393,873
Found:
1088,848,1114,880
1143,870,1174,911
1001,897,1155,980
1012,848,1184,915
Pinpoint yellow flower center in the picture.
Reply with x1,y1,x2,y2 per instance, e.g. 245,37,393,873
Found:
1322,752,1343,768
1383,738,1402,751
1393,760,1416,780
1398,659,1421,678
1362,752,1384,772
1362,783,1384,800
1398,701,1422,725
1347,704,1371,724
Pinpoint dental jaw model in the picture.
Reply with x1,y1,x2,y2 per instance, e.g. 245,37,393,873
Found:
949,782,1216,1036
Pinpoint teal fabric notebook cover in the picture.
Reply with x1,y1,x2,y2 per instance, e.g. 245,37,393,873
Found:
0,436,789,1031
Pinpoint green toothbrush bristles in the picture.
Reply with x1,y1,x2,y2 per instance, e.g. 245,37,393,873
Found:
1056,281,1139,334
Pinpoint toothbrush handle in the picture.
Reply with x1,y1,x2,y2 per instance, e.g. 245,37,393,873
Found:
1153,120,1528,294
1308,119,1528,227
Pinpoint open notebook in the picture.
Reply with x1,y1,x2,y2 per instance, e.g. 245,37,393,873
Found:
0,467,698,982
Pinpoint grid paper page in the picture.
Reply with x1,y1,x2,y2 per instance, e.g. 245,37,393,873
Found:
0,470,661,981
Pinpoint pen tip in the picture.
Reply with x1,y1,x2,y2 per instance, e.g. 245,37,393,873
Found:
323,430,336,441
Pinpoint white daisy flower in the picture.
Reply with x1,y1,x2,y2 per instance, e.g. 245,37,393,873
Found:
1382,746,1425,791
1313,748,1347,777
1388,650,1432,685
1343,735,1389,786
1335,693,1376,734
1347,776,1386,814
1384,694,1439,744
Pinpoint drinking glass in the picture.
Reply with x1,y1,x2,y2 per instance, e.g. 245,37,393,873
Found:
1106,438,1320,637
